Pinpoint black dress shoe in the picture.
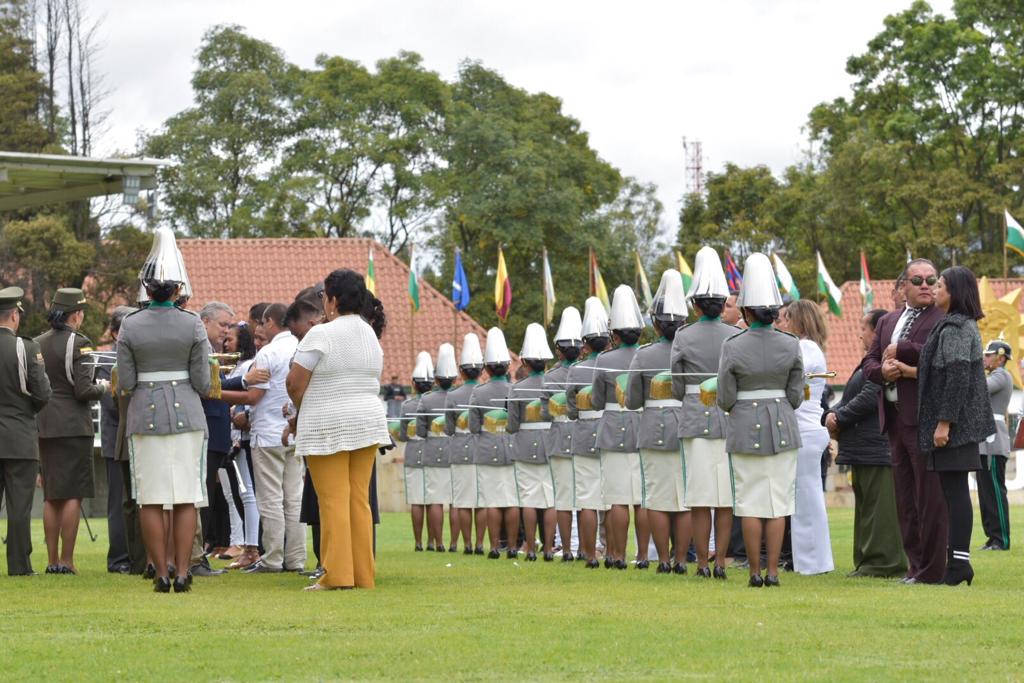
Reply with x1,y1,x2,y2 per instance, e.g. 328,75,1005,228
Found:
635,560,649,570
713,566,727,580
764,575,780,587
448,545,458,553
415,545,424,552
108,562,131,574
656,562,672,574
45,565,60,575
748,574,764,588
173,573,193,593
463,547,473,555
603,557,613,569
507,549,518,560
58,565,76,575
673,563,687,575
474,546,485,556
191,563,227,577
142,563,156,580
942,562,974,586
782,560,794,572
426,545,436,552
696,566,712,578
576,551,584,562
488,549,501,559
525,552,537,562
585,558,600,569
562,552,574,562
153,576,172,593
615,559,627,570
543,552,555,562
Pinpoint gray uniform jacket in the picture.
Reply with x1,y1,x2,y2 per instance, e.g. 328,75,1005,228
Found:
0,327,51,460
592,345,640,452
567,355,600,457
399,396,424,467
981,366,1012,456
469,376,512,466
625,339,680,452
445,381,477,466
116,305,211,438
35,326,106,438
671,319,738,439
543,363,573,458
417,388,451,467
507,372,550,464
717,325,804,456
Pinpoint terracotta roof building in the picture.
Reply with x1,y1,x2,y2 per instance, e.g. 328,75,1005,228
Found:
176,237,487,381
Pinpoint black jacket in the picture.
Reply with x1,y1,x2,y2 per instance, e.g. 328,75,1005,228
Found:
823,365,891,466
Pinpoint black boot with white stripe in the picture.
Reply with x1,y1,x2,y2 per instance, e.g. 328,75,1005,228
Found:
942,549,974,586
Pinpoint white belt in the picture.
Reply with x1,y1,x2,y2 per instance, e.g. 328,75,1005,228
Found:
427,432,448,439
579,410,604,420
408,435,424,441
138,370,190,382
684,385,701,395
455,428,471,435
552,415,569,423
736,389,786,400
519,422,551,431
993,413,1005,421
646,399,682,408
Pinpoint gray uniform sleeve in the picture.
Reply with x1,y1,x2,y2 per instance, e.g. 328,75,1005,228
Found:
786,348,805,409
444,392,458,436
625,353,644,410
189,318,212,397
468,388,483,434
591,360,607,410
506,383,521,434
717,342,737,412
26,339,52,412
567,374,579,420
670,338,685,401
987,369,1012,397
116,323,137,395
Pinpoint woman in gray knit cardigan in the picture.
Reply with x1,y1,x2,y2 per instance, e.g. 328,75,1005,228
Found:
895,266,993,586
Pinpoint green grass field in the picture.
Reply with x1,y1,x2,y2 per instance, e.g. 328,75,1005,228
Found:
2,508,1022,681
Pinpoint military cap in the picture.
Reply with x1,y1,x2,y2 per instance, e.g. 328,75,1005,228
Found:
0,286,25,312
51,287,88,313
984,340,1012,360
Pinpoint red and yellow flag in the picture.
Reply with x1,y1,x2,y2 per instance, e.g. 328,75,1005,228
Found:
495,247,512,322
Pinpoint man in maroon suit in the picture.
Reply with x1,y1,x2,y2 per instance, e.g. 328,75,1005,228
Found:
863,259,947,584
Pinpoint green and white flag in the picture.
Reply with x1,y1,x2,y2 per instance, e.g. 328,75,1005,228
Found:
1006,210,1024,258
772,252,800,300
408,245,421,312
816,251,842,317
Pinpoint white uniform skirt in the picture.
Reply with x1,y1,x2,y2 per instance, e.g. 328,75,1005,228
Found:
129,431,206,507
640,448,687,512
477,465,519,508
729,450,797,519
601,451,643,506
515,461,555,508
404,466,425,506
682,438,733,509
550,457,578,511
573,456,604,510
423,467,452,505
450,463,478,508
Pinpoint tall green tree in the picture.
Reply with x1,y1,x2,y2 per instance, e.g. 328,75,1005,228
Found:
0,0,50,153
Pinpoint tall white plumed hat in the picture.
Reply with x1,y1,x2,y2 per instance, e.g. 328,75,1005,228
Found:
610,284,644,331
687,246,730,300
520,323,554,360
736,252,784,308
435,343,458,380
652,269,689,320
412,350,434,382
484,327,512,364
581,296,610,339
554,306,583,344
460,333,484,367
138,227,193,303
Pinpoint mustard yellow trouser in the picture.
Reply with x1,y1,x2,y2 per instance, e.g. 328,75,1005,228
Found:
307,446,377,588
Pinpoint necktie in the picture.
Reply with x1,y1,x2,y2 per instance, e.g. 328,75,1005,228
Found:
886,306,925,401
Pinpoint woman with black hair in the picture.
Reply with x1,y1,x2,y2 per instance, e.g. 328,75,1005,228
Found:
905,266,992,586
286,268,390,590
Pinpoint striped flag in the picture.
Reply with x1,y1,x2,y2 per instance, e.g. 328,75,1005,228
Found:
1006,210,1024,258
634,251,653,310
816,251,842,317
542,248,556,326
772,252,800,301
495,246,512,323
724,250,743,293
859,250,874,313
675,250,693,291
589,247,610,312
366,246,376,296
408,245,420,312
452,248,470,311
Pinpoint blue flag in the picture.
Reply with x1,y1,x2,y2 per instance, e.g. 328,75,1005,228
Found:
452,249,471,311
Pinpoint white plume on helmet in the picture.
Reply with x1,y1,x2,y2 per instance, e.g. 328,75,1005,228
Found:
651,269,689,320
484,327,511,364
736,252,783,308
554,306,583,344
688,246,730,300
610,284,644,331
520,322,554,360
581,297,610,339
412,350,434,382
460,333,483,367
138,227,193,303
435,343,458,379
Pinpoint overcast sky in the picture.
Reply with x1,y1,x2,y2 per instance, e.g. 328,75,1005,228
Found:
89,0,953,227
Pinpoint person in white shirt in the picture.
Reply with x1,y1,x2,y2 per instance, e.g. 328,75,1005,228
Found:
242,303,305,573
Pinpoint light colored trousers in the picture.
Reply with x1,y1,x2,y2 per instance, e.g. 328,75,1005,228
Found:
252,445,307,570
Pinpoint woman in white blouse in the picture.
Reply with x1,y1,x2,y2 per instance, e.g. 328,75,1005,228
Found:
286,269,390,591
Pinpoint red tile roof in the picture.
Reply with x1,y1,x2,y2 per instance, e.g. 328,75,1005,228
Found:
176,237,488,380
826,278,1024,384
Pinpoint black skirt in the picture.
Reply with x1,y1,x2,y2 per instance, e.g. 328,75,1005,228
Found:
39,436,96,500
927,441,982,472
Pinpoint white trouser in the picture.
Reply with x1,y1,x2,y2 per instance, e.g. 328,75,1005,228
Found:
251,445,307,570
237,448,261,546
218,468,244,547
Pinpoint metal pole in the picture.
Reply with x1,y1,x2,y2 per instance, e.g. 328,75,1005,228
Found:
1004,211,1009,279
81,507,98,542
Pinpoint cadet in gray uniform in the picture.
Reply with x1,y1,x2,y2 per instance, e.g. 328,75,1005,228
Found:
400,351,432,551
568,297,610,568
717,252,804,588
0,287,52,576
420,343,458,553
626,270,688,575
978,340,1012,551
508,323,556,562
469,328,519,559
671,247,739,579
446,333,485,555
36,287,108,575
545,307,583,561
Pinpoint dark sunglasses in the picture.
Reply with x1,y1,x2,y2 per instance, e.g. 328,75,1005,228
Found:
909,275,937,287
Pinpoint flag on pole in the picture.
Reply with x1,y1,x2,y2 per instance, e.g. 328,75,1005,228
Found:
634,251,653,310
366,246,376,296
675,250,693,291
724,250,743,293
1006,210,1024,258
816,251,843,317
495,246,512,323
859,250,874,313
452,248,470,311
771,252,800,301
542,248,556,326
906,249,913,264
589,247,611,312
407,245,420,312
